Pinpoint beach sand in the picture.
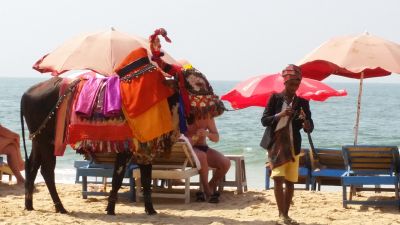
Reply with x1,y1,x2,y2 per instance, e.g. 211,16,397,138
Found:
0,182,399,225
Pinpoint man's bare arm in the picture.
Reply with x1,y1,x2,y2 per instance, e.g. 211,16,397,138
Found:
206,118,219,142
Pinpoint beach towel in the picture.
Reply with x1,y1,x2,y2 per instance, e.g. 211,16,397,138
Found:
179,134,201,170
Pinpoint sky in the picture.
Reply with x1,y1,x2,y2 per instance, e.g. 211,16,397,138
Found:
0,0,399,83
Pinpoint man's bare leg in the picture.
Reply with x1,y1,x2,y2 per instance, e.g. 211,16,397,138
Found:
284,180,299,225
284,180,294,215
194,149,212,196
206,148,230,192
273,176,286,219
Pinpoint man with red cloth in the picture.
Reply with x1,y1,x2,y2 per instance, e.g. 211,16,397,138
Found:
261,64,313,225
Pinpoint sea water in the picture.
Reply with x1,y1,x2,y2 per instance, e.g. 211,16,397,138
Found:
1,77,400,189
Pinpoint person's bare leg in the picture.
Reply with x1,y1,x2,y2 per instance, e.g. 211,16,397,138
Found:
273,176,286,219
284,180,294,216
3,144,25,184
206,148,230,192
194,149,212,196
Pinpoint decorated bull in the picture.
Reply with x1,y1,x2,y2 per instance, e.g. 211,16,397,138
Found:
20,28,225,216
21,45,181,215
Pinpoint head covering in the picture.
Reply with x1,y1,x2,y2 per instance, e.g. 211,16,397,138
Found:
282,64,302,83
180,62,226,120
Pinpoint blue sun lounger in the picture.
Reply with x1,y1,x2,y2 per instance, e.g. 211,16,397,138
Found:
309,148,346,191
341,145,400,208
74,160,138,202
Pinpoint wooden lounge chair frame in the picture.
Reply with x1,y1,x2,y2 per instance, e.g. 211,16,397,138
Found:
309,148,346,191
341,145,400,208
132,141,199,203
0,156,13,183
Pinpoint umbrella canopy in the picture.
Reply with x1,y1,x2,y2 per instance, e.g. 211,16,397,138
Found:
221,73,347,109
298,32,400,80
33,28,177,76
297,32,400,144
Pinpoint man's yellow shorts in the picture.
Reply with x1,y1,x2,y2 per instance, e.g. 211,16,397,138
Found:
270,154,300,183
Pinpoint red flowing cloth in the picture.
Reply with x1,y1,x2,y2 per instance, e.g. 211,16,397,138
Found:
54,78,74,156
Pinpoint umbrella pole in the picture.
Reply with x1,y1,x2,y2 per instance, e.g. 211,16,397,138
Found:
353,72,364,145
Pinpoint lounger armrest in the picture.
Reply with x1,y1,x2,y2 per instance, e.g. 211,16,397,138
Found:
341,171,354,177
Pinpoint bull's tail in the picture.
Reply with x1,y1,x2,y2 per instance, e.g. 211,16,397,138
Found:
20,98,30,175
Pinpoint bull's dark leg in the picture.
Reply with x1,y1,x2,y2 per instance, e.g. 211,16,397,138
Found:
39,143,67,213
139,163,157,215
25,143,41,211
106,151,130,215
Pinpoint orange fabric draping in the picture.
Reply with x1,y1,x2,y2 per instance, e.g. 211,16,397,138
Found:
118,48,174,118
123,99,173,142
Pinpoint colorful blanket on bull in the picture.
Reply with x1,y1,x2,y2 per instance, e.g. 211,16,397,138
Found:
61,69,180,164
68,76,133,153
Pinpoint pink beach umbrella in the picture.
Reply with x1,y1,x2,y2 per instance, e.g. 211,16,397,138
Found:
33,28,177,76
298,32,400,144
221,73,347,110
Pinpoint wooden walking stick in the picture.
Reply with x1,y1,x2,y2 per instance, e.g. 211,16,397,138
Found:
306,131,326,170
300,107,324,170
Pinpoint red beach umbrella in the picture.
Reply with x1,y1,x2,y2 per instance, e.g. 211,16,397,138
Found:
221,73,347,110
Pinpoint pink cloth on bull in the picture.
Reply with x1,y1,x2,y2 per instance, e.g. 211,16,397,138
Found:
103,75,122,117
75,77,105,117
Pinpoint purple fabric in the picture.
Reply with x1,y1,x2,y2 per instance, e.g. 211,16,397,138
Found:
75,77,104,117
102,75,122,117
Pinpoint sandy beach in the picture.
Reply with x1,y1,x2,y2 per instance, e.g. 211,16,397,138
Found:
1,182,399,225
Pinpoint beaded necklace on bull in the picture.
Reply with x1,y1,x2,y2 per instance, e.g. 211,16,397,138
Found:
28,79,81,140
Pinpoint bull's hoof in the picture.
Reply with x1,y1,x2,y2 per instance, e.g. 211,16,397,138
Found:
106,210,116,216
55,207,68,214
25,206,34,211
145,205,157,215
106,203,116,215
55,202,68,214
145,208,157,215
25,201,34,211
